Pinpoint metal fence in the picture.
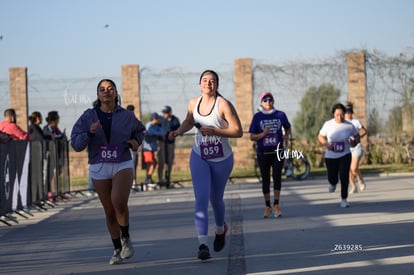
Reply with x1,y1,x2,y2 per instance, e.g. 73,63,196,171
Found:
0,139,70,225
1,52,412,140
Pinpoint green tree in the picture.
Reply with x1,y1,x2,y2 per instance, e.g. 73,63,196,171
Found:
293,84,340,141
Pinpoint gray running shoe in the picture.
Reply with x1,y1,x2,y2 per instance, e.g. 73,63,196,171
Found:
109,249,123,265
340,199,350,208
349,186,357,194
358,181,366,191
263,206,273,218
121,237,134,259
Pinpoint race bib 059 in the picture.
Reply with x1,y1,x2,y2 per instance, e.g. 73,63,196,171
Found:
200,141,224,160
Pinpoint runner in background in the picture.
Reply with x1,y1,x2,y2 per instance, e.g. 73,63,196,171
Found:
344,103,367,194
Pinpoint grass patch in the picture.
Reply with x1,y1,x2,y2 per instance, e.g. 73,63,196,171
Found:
360,163,414,174
70,163,414,190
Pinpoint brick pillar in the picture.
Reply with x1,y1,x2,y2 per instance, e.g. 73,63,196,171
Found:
121,65,141,119
347,52,368,162
234,58,255,169
402,103,414,136
9,67,29,131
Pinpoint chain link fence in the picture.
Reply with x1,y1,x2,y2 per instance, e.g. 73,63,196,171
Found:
1,51,413,165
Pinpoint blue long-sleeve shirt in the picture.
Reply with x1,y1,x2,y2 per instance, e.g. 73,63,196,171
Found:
142,121,166,152
71,106,145,164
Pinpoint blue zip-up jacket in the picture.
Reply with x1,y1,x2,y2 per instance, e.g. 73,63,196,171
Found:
71,106,145,164
142,121,166,152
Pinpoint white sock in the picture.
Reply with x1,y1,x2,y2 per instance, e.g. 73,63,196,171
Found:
215,225,224,234
198,235,208,245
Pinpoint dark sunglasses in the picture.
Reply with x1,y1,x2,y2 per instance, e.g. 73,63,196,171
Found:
262,97,274,103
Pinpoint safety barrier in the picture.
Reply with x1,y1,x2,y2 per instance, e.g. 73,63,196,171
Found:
0,139,70,225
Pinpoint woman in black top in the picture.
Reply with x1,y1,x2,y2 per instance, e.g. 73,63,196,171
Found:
28,111,44,141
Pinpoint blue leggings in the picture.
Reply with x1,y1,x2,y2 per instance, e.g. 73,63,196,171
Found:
190,150,234,236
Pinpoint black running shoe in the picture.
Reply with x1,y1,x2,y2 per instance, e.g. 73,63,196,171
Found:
197,244,211,260
213,223,228,252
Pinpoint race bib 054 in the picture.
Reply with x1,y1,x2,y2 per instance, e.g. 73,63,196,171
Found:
99,144,121,162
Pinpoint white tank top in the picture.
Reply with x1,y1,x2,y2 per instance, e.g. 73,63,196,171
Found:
192,96,233,162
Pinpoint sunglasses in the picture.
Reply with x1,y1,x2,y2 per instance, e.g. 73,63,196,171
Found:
262,98,274,103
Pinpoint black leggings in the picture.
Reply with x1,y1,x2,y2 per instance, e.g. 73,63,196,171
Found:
325,153,352,199
257,153,284,194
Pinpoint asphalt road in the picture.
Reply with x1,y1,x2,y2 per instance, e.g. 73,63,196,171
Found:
0,173,413,275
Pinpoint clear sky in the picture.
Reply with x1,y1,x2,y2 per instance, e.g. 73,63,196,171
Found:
1,0,413,79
